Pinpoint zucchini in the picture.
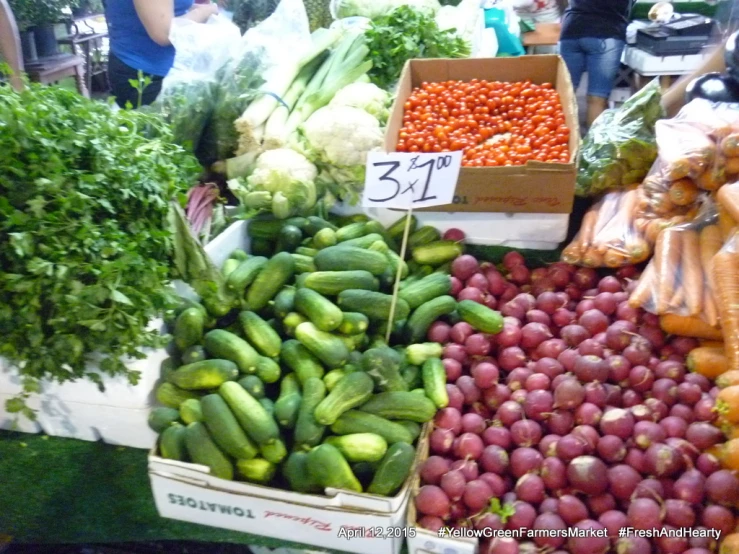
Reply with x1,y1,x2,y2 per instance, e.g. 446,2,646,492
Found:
314,372,374,425
272,287,296,319
408,226,441,249
359,391,437,422
313,227,337,249
387,214,418,241
219,381,280,446
222,258,241,278
282,312,308,336
405,295,457,343
201,394,259,460
204,329,260,374
412,241,464,266
338,312,369,335
179,398,204,424
367,442,416,497
306,443,362,493
457,299,505,334
302,271,379,296
281,339,325,384
406,342,444,366
290,253,316,273
325,433,388,463
168,359,239,390
362,346,407,392
229,248,249,262
276,224,303,253
336,222,370,242
155,382,201,409
246,252,296,311
314,246,389,276
294,377,327,450
148,407,180,433
226,256,268,295
160,423,188,461
283,451,321,493
295,288,343,332
238,375,265,399
184,422,233,480
337,290,410,323
399,273,453,309
174,308,205,352
236,458,276,484
181,345,207,365
295,322,349,369
330,411,416,444
255,356,281,384
422,357,449,408
239,311,282,358
274,373,301,429
260,438,288,464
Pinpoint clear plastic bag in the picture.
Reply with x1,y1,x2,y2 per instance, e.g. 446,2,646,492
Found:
153,15,242,152
713,228,739,370
576,79,663,197
628,201,720,325
562,187,650,268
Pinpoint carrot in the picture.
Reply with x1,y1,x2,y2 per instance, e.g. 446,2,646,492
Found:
717,369,739,389
645,219,664,244
725,156,739,175
705,287,720,327
687,346,728,379
700,225,723,285
654,228,681,314
668,285,685,313
650,193,676,217
629,263,656,309
666,158,692,181
604,248,630,268
668,178,699,206
717,183,739,224
721,133,739,157
712,246,739,371
625,237,651,264
717,385,739,423
700,340,725,348
696,165,726,191
680,229,704,316
578,207,599,249
660,314,723,340
581,247,604,268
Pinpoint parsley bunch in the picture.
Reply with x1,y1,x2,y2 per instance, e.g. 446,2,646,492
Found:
365,5,471,91
0,83,200,418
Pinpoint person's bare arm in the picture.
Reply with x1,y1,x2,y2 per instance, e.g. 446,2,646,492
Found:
0,0,24,90
662,41,727,117
133,0,218,46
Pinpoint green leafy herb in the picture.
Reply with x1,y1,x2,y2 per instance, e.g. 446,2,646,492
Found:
364,5,471,90
0,83,200,414
488,498,516,524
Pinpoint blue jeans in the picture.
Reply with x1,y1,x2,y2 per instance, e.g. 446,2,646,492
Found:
559,37,626,98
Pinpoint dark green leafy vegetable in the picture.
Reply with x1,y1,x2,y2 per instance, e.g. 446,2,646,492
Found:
576,79,664,197
364,5,471,91
0,83,199,418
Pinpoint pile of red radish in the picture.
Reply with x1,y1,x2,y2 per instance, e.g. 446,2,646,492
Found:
415,253,735,554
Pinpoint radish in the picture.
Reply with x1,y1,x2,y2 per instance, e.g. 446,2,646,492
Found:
597,435,626,463
644,443,684,477
415,485,451,518
454,433,484,460
472,362,499,389
627,497,663,530
480,444,509,474
451,459,479,481
573,355,608,382
607,464,641,500
435,407,462,434
443,228,465,242
599,408,635,439
705,469,739,506
442,358,463,382
522,390,553,422
450,322,474,344
587,493,616,516
568,520,608,554
506,501,537,531
440,470,467,502
553,378,585,409
511,419,543,447
541,456,567,490
665,498,696,527
560,324,590,347
461,413,486,435
599,510,627,539
547,409,575,435
556,434,586,461
510,447,543,478
701,505,735,537
428,321,451,344
451,255,479,281
539,434,560,457
532,513,567,549
483,426,512,449
557,494,589,525
466,333,492,356
421,456,453,485
483,384,511,411
464,479,494,511
673,469,706,504
430,428,455,454
418,515,445,532
567,456,608,495
467,273,489,292
579,309,609,335
515,474,545,504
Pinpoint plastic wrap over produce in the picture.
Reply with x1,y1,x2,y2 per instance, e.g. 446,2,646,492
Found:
629,201,721,328
562,188,650,268
713,227,739,372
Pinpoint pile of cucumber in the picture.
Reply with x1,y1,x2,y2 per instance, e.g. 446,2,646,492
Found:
150,212,503,497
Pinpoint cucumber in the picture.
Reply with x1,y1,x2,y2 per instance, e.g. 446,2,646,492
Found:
250,238,274,257
229,248,249,262
401,364,422,390
313,227,337,249
168,360,239,390
283,312,308,336
325,433,388,463
155,382,201,409
457,299,505,334
295,246,319,257
226,256,268,295
272,287,296,319
236,458,276,484
295,322,349,369
338,233,385,249
179,398,204,424
330,411,416,444
219,381,280,446
239,311,282,358
174,308,205,352
306,443,362,493
412,241,464,266
369,241,407,280
246,252,296,311
337,290,410,323
338,312,369,335
283,451,321,493
302,271,379,296
160,423,188,461
323,368,347,391
422,357,449,408
181,345,207,365
406,342,444,366
291,253,316,273
238,375,265,399
408,226,441,249
294,377,327,450
204,329,260,374
314,246,389,276
362,346,407,392
201,394,259,460
148,407,180,432
405,295,457,343
281,339,325,384
160,357,178,382
255,356,281,384
294,288,343,332
386,214,418,240
222,258,241,278
276,224,303,253
399,273,453,309
314,372,374,425
363,220,398,250
359,391,437,422
352,462,378,486
260,438,288,464
248,218,284,240
259,397,274,417
397,420,422,441
184,422,234,480
367,442,416,497
284,216,310,231
335,222,370,242
274,373,301,429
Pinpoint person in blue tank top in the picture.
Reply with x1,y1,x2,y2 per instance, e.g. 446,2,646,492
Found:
106,0,219,108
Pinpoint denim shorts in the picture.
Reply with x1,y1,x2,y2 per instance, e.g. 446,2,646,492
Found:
558,37,626,98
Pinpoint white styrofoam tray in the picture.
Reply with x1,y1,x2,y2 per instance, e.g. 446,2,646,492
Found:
622,45,711,76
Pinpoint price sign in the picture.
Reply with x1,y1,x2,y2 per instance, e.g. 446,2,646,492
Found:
362,151,462,209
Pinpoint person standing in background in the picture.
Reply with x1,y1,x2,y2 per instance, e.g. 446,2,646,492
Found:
558,0,634,126
106,0,218,108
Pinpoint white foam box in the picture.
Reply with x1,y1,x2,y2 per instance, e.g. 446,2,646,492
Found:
149,425,430,554
0,223,244,448
622,45,711,76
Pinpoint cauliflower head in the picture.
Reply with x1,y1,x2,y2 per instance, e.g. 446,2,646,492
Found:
330,83,393,125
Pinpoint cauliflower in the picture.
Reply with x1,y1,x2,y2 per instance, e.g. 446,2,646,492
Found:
230,148,318,219
330,83,393,125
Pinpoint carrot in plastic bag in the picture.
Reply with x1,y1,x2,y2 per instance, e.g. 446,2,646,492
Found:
712,235,739,370
562,208,598,264
721,133,739,157
668,178,699,206
660,314,723,340
629,263,656,309
705,287,719,327
717,182,739,224
700,224,723,327
654,228,681,314
681,229,704,316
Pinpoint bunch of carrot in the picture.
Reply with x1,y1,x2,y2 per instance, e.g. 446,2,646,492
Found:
562,187,651,268
712,229,739,372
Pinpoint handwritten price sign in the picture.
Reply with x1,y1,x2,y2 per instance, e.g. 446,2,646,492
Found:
362,151,462,209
